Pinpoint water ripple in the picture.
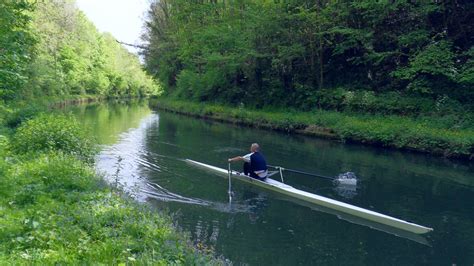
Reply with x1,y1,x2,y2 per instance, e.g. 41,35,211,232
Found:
96,113,254,214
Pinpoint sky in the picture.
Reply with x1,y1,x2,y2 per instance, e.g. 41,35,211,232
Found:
76,0,150,54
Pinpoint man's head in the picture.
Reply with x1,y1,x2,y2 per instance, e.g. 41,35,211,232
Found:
250,143,260,152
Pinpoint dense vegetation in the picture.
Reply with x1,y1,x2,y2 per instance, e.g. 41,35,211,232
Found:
1,0,159,102
143,0,473,158
143,0,472,110
0,1,34,100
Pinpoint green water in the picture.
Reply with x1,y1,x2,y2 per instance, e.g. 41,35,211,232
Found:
66,100,474,265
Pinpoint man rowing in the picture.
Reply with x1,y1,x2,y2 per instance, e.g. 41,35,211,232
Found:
228,143,268,180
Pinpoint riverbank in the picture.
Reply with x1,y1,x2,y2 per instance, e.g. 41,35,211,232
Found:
0,101,221,264
150,98,474,160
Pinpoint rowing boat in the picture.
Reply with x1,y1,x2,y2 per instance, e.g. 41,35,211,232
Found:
186,159,433,235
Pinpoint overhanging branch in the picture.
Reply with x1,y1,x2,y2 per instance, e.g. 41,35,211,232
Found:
116,40,147,50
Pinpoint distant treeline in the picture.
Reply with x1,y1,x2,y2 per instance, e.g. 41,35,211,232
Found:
0,0,159,102
143,0,473,113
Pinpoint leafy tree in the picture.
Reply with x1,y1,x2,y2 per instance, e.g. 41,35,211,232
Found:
142,0,473,110
3,0,162,100
0,0,35,100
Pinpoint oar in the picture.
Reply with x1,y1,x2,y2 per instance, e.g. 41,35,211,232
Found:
268,165,335,180
268,165,357,186
227,162,232,202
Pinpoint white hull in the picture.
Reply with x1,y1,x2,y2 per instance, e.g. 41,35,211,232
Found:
186,159,433,235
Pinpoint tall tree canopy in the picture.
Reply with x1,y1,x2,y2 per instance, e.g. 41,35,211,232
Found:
0,0,160,101
143,0,473,111
0,0,35,100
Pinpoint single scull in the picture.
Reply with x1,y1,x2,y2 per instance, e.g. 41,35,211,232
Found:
186,159,433,235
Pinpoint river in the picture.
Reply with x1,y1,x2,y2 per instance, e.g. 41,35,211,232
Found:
65,100,474,265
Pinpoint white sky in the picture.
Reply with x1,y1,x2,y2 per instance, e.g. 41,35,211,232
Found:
76,0,150,54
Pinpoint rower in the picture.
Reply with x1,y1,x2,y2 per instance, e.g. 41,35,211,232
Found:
228,143,268,181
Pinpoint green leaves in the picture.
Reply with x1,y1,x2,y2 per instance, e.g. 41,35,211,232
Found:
0,0,35,100
459,47,474,86
0,154,219,264
14,1,160,99
395,41,456,80
11,114,97,164
143,0,474,106
0,0,161,101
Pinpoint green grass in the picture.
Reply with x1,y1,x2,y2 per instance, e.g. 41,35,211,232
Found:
151,98,474,159
0,110,221,264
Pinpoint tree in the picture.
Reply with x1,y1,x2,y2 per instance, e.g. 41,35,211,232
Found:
142,0,474,108
0,0,35,100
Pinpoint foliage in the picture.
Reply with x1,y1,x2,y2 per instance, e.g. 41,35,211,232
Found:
143,0,473,159
0,152,220,264
0,0,35,100
143,0,474,108
152,99,474,159
11,114,97,163
25,1,161,99
4,104,45,128
393,41,457,94
310,88,469,117
0,0,161,101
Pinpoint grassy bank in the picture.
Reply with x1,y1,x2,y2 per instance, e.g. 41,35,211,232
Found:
0,107,220,264
150,98,474,160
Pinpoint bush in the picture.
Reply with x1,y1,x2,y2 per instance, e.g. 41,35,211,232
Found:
5,105,45,128
0,135,11,200
11,114,97,163
310,88,474,118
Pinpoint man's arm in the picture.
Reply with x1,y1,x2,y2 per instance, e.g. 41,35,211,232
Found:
228,156,243,162
229,153,252,163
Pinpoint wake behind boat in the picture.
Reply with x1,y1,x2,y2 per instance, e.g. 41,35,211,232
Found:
186,159,433,235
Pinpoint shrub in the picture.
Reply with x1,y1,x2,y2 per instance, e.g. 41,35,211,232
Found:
11,114,97,163
310,88,470,116
0,135,11,201
5,105,45,128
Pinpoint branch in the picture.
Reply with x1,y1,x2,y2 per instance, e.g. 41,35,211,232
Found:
116,40,147,50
